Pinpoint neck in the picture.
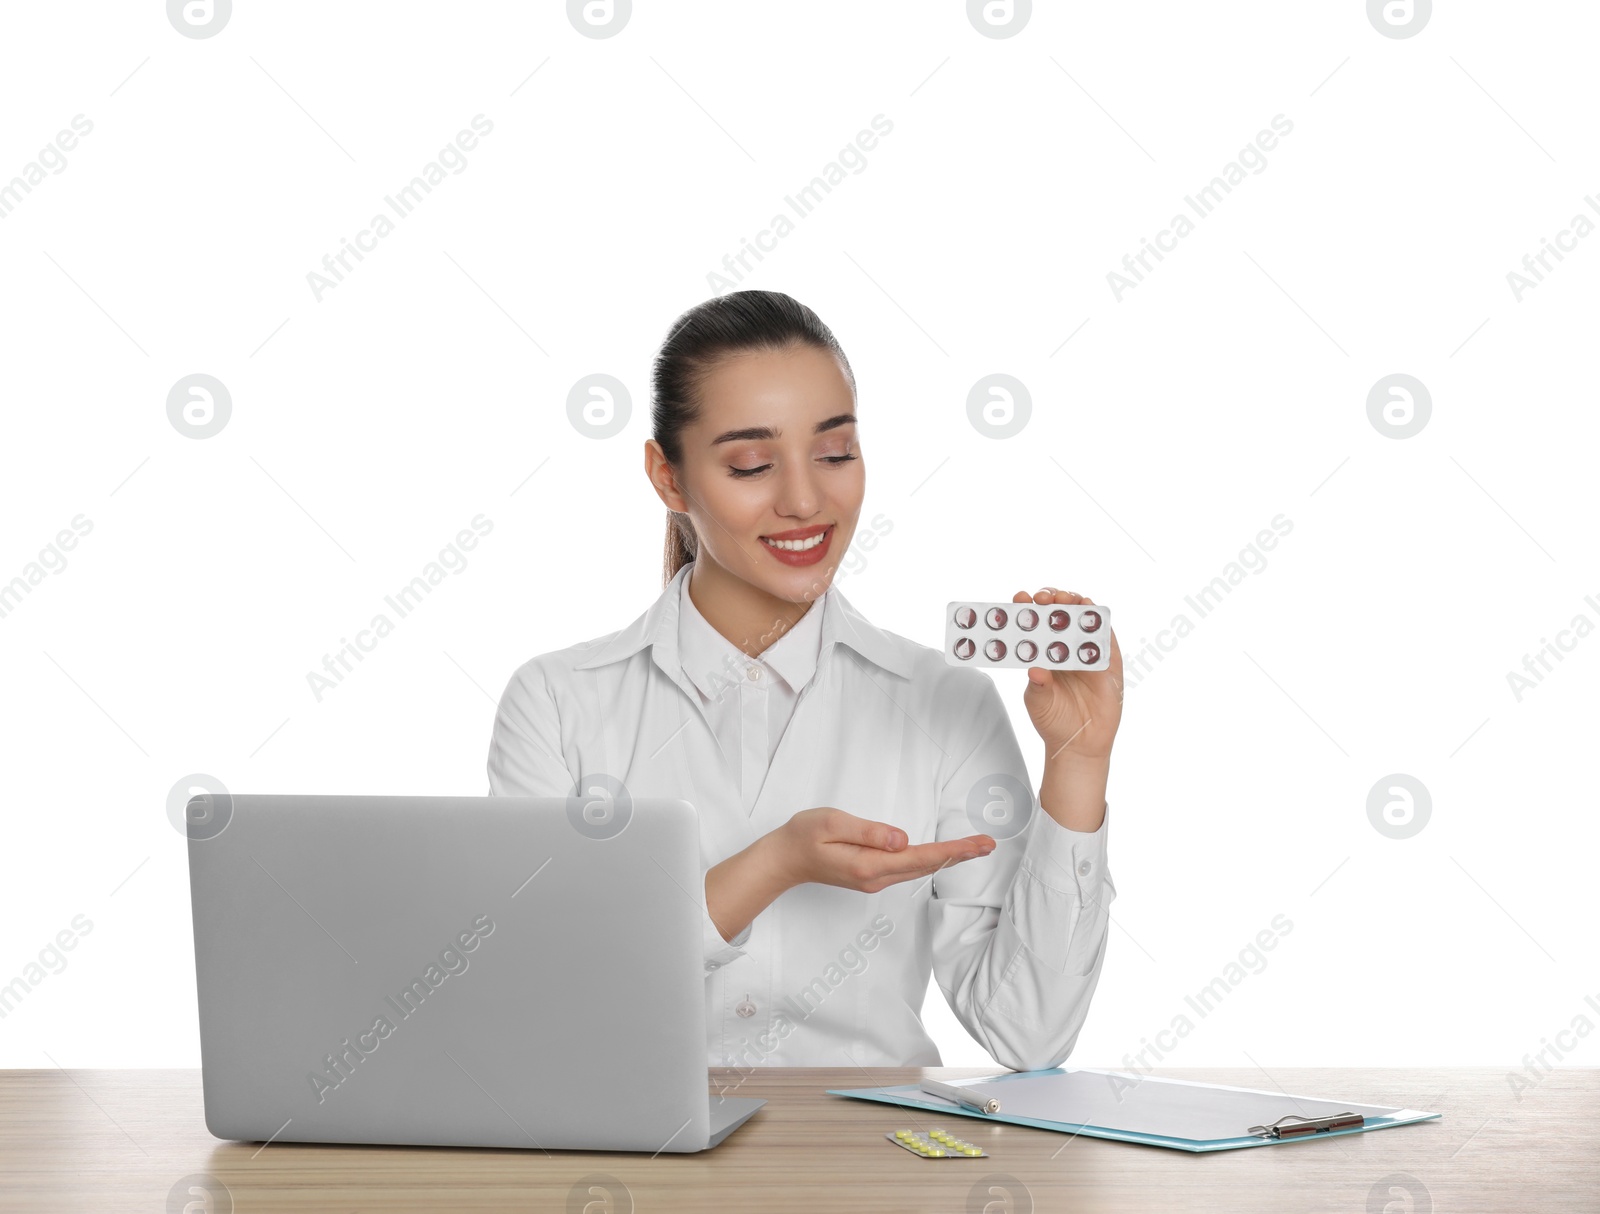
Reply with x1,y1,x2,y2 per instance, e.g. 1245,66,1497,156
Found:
686,558,824,658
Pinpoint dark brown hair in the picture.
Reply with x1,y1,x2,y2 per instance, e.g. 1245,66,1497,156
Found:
651,290,855,586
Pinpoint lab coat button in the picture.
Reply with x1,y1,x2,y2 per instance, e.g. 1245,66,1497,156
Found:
735,998,756,1018
706,961,721,971
1077,860,1092,876
747,666,761,680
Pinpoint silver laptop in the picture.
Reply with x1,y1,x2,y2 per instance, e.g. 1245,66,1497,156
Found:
184,793,764,1152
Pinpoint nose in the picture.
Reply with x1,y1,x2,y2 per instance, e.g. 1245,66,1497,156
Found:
774,457,821,520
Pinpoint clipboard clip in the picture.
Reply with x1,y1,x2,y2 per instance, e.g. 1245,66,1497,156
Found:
1247,1111,1364,1140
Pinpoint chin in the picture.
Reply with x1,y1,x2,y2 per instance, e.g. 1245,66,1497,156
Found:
763,562,837,603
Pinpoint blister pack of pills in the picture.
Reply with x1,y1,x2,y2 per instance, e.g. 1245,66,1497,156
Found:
885,1128,988,1158
944,601,1112,670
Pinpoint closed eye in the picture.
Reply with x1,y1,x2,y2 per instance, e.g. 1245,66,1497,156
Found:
729,453,859,479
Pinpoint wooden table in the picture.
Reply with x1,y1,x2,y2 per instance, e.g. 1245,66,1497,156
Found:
1,1067,1593,1212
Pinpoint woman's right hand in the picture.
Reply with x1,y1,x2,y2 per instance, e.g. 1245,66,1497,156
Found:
705,807,996,945
769,806,995,894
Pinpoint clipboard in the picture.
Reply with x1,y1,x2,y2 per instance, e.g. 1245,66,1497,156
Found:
827,1067,1440,1153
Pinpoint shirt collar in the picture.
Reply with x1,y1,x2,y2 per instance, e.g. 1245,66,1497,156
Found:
677,567,824,697
571,561,916,684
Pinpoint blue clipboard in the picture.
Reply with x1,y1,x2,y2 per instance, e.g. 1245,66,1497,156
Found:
827,1067,1441,1153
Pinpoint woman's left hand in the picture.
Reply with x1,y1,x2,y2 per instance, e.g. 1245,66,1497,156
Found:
1016,587,1123,760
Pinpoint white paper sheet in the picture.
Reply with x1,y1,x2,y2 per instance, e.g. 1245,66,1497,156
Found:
925,1069,1415,1142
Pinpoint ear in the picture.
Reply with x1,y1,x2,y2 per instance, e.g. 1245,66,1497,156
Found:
644,439,690,513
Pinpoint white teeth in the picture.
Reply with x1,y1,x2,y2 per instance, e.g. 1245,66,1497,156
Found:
762,529,827,552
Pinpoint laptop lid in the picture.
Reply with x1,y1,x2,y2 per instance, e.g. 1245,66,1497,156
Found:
186,794,721,1152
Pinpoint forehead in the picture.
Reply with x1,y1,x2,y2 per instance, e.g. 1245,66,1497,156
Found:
693,343,854,416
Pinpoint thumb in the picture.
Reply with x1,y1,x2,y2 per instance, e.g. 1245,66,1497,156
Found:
836,813,906,851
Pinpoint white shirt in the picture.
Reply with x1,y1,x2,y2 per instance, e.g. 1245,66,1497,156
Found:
675,568,825,814
487,560,1117,1070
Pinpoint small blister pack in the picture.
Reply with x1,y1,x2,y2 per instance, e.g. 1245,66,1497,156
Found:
944,601,1111,671
885,1128,988,1158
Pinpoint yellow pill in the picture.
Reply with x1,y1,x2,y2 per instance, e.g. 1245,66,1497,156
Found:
928,1148,946,1156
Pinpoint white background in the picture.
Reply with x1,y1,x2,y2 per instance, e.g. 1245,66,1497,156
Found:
0,1,1593,1078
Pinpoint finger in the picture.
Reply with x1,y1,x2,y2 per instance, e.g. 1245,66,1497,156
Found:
882,861,955,889
868,836,993,878
829,811,907,852
868,842,982,879
876,844,993,887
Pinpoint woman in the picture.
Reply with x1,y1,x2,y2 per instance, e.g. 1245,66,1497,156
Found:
488,290,1122,1071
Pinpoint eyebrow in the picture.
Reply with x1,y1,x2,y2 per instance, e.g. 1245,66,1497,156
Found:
710,413,857,446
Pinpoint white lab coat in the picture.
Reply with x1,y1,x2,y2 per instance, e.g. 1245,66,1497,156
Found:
487,561,1116,1069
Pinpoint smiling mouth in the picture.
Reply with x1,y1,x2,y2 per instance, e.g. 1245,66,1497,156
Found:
760,524,832,552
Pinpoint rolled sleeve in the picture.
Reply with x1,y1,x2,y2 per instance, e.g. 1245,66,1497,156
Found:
927,672,1116,1072
703,916,751,972
1013,800,1116,977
